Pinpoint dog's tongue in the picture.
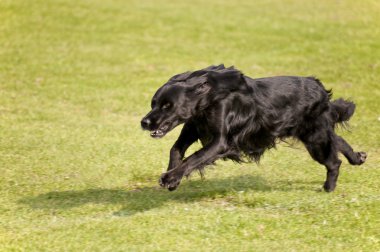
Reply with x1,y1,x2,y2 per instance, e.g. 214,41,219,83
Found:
150,130,164,138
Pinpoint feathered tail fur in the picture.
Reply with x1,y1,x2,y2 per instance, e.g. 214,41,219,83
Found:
330,98,356,124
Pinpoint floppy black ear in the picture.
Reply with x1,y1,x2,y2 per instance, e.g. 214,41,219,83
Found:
207,70,246,91
194,81,212,95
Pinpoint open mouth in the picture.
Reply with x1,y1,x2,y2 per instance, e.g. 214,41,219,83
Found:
150,124,170,138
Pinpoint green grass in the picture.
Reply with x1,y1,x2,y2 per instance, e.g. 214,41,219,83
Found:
1,0,380,250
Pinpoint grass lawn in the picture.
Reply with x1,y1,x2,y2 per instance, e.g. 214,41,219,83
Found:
1,0,379,250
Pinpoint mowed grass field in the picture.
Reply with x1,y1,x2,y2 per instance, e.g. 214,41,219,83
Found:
1,0,380,250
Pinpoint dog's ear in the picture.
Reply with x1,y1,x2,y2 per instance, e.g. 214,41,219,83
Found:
194,81,212,95
207,69,246,91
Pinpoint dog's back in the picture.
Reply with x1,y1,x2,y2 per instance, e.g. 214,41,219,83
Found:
245,76,354,134
241,76,328,136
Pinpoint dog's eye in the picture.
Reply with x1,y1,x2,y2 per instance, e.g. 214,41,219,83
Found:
162,103,171,110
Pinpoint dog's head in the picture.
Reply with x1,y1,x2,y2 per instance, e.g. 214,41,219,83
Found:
141,64,248,138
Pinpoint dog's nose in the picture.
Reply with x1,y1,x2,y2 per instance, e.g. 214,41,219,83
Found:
141,118,151,129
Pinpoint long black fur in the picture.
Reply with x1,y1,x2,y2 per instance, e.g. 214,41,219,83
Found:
141,65,366,192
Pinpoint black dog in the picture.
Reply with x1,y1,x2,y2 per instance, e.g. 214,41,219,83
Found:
141,65,366,192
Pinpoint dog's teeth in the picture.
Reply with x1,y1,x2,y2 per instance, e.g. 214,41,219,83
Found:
150,130,160,136
150,129,165,138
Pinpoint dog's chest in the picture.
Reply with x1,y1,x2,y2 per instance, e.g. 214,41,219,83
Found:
193,117,214,147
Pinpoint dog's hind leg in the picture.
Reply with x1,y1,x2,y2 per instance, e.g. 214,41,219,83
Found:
335,135,367,165
302,130,342,192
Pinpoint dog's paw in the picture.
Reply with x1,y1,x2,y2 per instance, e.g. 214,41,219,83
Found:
323,181,336,193
357,152,367,165
159,170,183,191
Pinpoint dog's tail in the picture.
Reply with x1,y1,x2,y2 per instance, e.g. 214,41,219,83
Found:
330,98,356,124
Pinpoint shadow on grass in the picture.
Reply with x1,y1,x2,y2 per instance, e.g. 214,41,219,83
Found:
18,175,322,216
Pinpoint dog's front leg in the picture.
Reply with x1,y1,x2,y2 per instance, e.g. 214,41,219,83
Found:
160,137,228,191
167,122,199,172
